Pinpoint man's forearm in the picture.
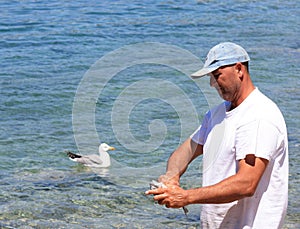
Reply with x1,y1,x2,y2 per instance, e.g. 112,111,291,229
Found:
185,156,268,205
162,138,203,184
186,175,250,205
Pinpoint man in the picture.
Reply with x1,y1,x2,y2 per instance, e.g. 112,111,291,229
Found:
145,42,288,228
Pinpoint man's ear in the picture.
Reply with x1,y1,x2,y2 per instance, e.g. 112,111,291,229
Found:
235,62,244,78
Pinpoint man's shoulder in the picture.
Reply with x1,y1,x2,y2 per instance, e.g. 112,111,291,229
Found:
253,89,282,114
241,89,286,131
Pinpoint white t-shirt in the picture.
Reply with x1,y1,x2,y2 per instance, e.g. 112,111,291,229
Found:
191,88,288,229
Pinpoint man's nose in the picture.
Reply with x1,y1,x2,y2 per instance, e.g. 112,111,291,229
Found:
210,75,218,87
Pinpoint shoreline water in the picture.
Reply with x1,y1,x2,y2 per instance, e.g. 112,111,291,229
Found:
0,0,299,228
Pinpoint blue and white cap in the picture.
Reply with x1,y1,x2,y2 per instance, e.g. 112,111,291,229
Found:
191,42,250,78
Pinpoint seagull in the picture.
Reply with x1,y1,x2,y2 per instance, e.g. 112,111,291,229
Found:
67,143,115,167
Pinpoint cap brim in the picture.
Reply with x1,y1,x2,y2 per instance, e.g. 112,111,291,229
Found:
191,66,218,79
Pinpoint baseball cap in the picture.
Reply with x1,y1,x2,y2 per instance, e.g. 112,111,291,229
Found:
191,42,250,78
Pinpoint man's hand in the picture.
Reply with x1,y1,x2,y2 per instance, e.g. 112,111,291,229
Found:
158,173,180,187
145,183,189,209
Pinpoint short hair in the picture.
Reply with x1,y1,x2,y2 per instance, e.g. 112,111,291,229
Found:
242,61,249,73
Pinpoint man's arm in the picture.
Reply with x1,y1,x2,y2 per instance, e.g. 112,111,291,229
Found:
158,138,203,186
147,154,268,208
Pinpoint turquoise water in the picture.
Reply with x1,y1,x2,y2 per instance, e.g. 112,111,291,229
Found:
0,0,299,228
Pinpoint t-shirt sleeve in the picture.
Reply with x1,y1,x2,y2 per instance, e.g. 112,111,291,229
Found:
190,112,209,145
235,120,281,161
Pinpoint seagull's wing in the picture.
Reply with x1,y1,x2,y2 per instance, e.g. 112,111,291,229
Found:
67,152,103,167
79,154,103,167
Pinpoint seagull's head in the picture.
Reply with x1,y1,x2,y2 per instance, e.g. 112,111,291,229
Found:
99,143,115,152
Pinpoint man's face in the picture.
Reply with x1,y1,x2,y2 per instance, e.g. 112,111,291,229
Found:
209,64,241,102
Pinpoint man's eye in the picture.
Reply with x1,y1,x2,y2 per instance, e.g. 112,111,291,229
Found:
213,73,221,79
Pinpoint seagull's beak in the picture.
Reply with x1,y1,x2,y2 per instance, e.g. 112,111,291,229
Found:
109,147,115,151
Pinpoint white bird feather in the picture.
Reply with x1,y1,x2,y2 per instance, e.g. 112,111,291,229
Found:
67,143,115,168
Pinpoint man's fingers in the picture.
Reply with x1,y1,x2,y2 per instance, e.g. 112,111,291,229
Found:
145,188,163,195
145,188,169,206
153,193,168,202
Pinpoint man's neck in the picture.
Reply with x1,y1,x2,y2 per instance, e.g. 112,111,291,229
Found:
230,83,255,110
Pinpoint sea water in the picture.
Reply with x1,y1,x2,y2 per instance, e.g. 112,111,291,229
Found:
0,0,299,228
